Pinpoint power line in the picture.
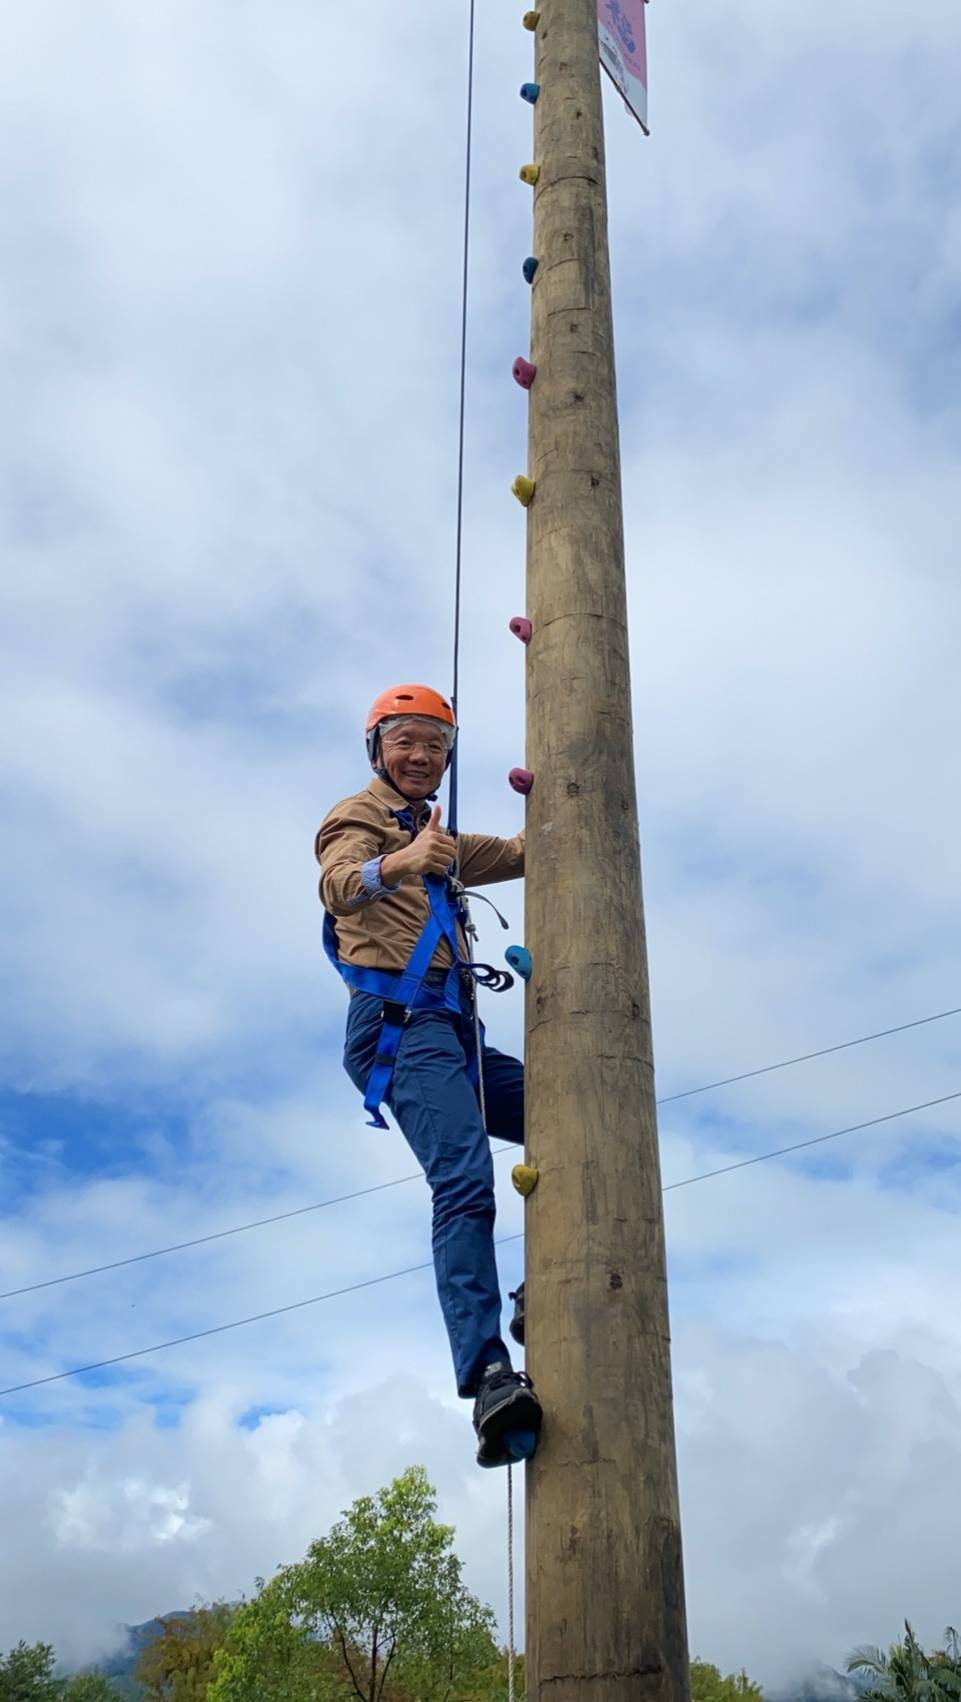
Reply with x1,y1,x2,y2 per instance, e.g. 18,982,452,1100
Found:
4,1089,960,1400
0,1172,429,1301
0,1236,521,1399
662,1089,961,1191
657,1004,961,1105
3,1002,960,1303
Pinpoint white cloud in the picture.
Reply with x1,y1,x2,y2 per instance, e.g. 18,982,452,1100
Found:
53,1475,211,1553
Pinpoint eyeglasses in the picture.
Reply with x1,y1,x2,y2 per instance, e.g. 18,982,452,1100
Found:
381,733,448,757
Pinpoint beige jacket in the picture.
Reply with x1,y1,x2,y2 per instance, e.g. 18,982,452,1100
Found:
316,777,524,973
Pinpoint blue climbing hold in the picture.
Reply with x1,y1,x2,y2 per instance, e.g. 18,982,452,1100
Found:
522,256,539,285
505,1429,539,1461
506,945,532,981
520,82,541,104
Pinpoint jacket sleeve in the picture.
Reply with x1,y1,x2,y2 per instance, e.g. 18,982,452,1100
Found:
316,804,394,916
457,829,525,887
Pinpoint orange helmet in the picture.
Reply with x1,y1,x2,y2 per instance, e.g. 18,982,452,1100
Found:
365,684,457,767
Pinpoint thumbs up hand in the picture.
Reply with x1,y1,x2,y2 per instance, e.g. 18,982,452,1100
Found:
381,806,457,886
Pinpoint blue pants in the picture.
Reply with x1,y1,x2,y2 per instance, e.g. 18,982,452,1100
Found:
343,990,524,1396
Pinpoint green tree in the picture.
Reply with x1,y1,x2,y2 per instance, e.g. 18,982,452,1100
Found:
210,1577,340,1702
848,1625,961,1702
0,1643,59,1702
290,1465,497,1702
61,1678,123,1701
928,1631,961,1702
135,1606,235,1702
210,1467,498,1702
689,1660,764,1702
0,1644,123,1702
456,1650,525,1702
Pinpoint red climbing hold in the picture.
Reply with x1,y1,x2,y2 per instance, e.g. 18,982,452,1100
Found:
510,616,533,644
509,768,534,795
512,356,537,390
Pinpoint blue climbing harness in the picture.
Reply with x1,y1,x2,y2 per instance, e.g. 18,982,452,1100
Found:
323,867,469,1129
323,797,514,1129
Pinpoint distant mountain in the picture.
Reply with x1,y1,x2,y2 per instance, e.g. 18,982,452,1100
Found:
83,1623,870,1702
83,1613,192,1697
770,1665,869,1702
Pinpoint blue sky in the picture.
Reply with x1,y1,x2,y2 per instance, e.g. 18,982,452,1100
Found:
3,0,961,1684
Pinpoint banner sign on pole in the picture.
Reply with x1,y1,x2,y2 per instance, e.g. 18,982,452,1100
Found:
597,0,649,134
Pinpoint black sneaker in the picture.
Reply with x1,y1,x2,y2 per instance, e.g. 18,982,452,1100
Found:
508,1283,525,1346
472,1361,542,1469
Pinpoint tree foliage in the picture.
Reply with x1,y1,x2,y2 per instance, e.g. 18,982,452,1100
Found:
135,1606,235,1702
209,1467,498,1702
208,1576,341,1702
931,1630,961,1702
0,1643,59,1702
453,1649,524,1702
61,1680,121,1702
690,1659,764,1702
848,1624,961,1702
0,1645,119,1702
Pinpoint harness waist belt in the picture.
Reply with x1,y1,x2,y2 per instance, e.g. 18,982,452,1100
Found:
323,872,468,1129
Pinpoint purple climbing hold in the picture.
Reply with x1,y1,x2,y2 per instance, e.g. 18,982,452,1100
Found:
512,356,537,390
510,616,533,644
509,767,535,796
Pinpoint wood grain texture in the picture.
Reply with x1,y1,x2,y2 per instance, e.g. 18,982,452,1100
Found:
522,6,691,1702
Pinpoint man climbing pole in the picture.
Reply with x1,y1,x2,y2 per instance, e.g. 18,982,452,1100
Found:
316,684,542,1468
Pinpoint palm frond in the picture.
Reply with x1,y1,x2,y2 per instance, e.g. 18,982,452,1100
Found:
848,1649,891,1681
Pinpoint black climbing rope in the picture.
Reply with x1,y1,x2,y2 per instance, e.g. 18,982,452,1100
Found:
448,0,476,837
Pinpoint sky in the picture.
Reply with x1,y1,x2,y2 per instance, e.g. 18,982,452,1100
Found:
2,0,961,1686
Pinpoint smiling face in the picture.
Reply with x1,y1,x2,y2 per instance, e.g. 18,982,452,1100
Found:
378,716,451,800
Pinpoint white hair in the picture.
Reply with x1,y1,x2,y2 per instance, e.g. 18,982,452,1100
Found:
379,714,455,748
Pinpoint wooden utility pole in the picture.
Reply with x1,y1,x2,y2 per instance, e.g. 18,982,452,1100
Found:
521,5,691,1702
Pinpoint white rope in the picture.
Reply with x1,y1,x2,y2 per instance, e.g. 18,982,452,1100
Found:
507,1462,516,1702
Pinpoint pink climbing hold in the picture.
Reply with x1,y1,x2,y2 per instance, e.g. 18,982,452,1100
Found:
509,767,535,795
512,356,537,390
510,616,533,645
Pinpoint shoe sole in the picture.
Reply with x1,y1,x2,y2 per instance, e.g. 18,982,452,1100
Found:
477,1429,540,1469
475,1385,543,1467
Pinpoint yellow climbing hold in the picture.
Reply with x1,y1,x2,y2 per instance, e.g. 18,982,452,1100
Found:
511,474,535,507
512,1164,540,1197
522,10,541,29
519,163,541,187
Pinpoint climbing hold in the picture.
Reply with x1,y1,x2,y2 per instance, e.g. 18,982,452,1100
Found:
511,474,535,506
520,82,541,104
509,767,534,795
505,1429,539,1461
506,945,532,981
509,615,533,644
512,1163,540,1196
512,356,537,390
519,163,540,187
522,256,539,285
522,10,541,29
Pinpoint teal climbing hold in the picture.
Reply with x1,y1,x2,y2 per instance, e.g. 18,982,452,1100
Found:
506,945,532,981
520,82,541,104
505,1429,539,1461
